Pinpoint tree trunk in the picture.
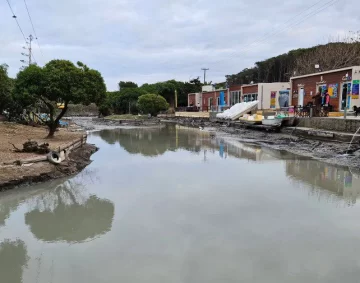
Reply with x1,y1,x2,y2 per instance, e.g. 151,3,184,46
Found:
46,101,69,138
47,123,57,138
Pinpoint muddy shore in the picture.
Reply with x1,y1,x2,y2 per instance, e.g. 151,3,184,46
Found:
71,116,163,131
0,144,98,191
165,117,360,169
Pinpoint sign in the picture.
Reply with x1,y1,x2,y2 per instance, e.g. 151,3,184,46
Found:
352,80,359,99
328,83,338,98
279,90,289,108
220,91,225,105
270,91,276,108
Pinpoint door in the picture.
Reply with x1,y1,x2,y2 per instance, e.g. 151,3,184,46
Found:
208,97,213,111
298,88,304,106
340,82,351,110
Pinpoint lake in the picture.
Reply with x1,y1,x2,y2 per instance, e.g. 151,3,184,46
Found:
1,124,360,283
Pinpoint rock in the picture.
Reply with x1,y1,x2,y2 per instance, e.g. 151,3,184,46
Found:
23,140,39,152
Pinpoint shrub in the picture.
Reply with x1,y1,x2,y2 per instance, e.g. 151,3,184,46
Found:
137,94,169,116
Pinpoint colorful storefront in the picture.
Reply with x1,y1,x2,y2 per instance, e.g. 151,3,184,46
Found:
290,66,360,112
241,82,290,110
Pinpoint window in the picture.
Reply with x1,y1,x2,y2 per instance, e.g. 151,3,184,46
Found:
243,93,258,102
217,97,220,105
230,91,241,105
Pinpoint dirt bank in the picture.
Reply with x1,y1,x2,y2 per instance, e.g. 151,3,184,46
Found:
0,122,84,163
0,144,98,191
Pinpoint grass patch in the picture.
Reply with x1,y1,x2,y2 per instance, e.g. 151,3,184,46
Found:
104,114,148,120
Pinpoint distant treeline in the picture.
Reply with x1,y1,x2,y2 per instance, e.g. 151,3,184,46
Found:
226,32,360,86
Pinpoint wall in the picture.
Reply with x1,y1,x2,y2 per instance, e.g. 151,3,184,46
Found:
259,82,291,109
202,85,215,92
298,117,360,133
188,93,196,106
351,67,360,109
201,89,229,110
290,69,352,111
242,85,258,95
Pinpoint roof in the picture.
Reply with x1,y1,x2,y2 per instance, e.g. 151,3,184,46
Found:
290,66,360,80
242,82,289,88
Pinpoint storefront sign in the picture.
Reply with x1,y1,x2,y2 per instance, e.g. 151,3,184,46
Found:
270,91,276,108
352,80,359,99
328,84,338,98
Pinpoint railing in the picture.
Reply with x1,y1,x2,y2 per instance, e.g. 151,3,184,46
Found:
176,106,200,112
179,106,230,112
294,105,333,118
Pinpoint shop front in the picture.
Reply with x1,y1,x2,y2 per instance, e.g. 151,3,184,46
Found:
290,66,360,113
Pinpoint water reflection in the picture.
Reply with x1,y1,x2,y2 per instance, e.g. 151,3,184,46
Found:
94,125,360,204
95,125,294,162
24,178,114,243
286,160,360,204
0,239,29,283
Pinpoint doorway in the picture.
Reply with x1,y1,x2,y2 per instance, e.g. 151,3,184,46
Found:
298,87,304,106
340,82,351,110
208,97,213,111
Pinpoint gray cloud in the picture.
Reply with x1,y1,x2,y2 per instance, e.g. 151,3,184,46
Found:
1,0,358,90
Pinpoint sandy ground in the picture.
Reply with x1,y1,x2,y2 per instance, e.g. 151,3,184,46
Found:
0,122,84,163
0,143,96,190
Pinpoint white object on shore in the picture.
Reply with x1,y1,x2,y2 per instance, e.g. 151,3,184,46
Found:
47,151,62,164
216,101,259,120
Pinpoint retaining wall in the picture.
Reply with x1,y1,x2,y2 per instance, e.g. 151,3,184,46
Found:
297,118,360,133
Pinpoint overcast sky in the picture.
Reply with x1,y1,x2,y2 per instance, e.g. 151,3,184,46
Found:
0,0,357,90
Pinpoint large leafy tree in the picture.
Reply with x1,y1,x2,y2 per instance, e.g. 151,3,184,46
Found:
137,93,168,116
109,88,146,114
0,64,13,114
15,60,106,137
118,81,138,90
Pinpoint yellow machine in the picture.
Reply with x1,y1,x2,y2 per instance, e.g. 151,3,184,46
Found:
57,103,65,109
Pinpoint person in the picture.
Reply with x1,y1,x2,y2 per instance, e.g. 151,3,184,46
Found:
324,89,330,106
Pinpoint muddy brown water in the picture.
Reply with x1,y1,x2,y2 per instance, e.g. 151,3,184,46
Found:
1,124,360,283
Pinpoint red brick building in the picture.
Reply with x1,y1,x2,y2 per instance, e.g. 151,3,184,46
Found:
188,85,242,111
290,66,360,112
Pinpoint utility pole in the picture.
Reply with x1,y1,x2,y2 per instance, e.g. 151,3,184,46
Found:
175,89,178,108
201,68,209,84
28,34,33,65
20,34,33,68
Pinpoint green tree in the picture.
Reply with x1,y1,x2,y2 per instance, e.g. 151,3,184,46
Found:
118,81,138,90
15,60,106,137
110,88,147,114
137,93,169,116
0,64,13,114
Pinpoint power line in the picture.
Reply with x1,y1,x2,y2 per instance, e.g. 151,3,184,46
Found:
232,0,327,56
5,0,28,44
239,0,339,54
23,0,44,58
211,0,339,66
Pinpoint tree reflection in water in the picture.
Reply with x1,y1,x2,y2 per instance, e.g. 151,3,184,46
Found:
97,125,212,157
0,239,29,283
24,176,114,243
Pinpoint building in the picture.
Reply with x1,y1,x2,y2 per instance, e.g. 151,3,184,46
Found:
290,66,360,112
241,82,291,110
187,85,242,111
